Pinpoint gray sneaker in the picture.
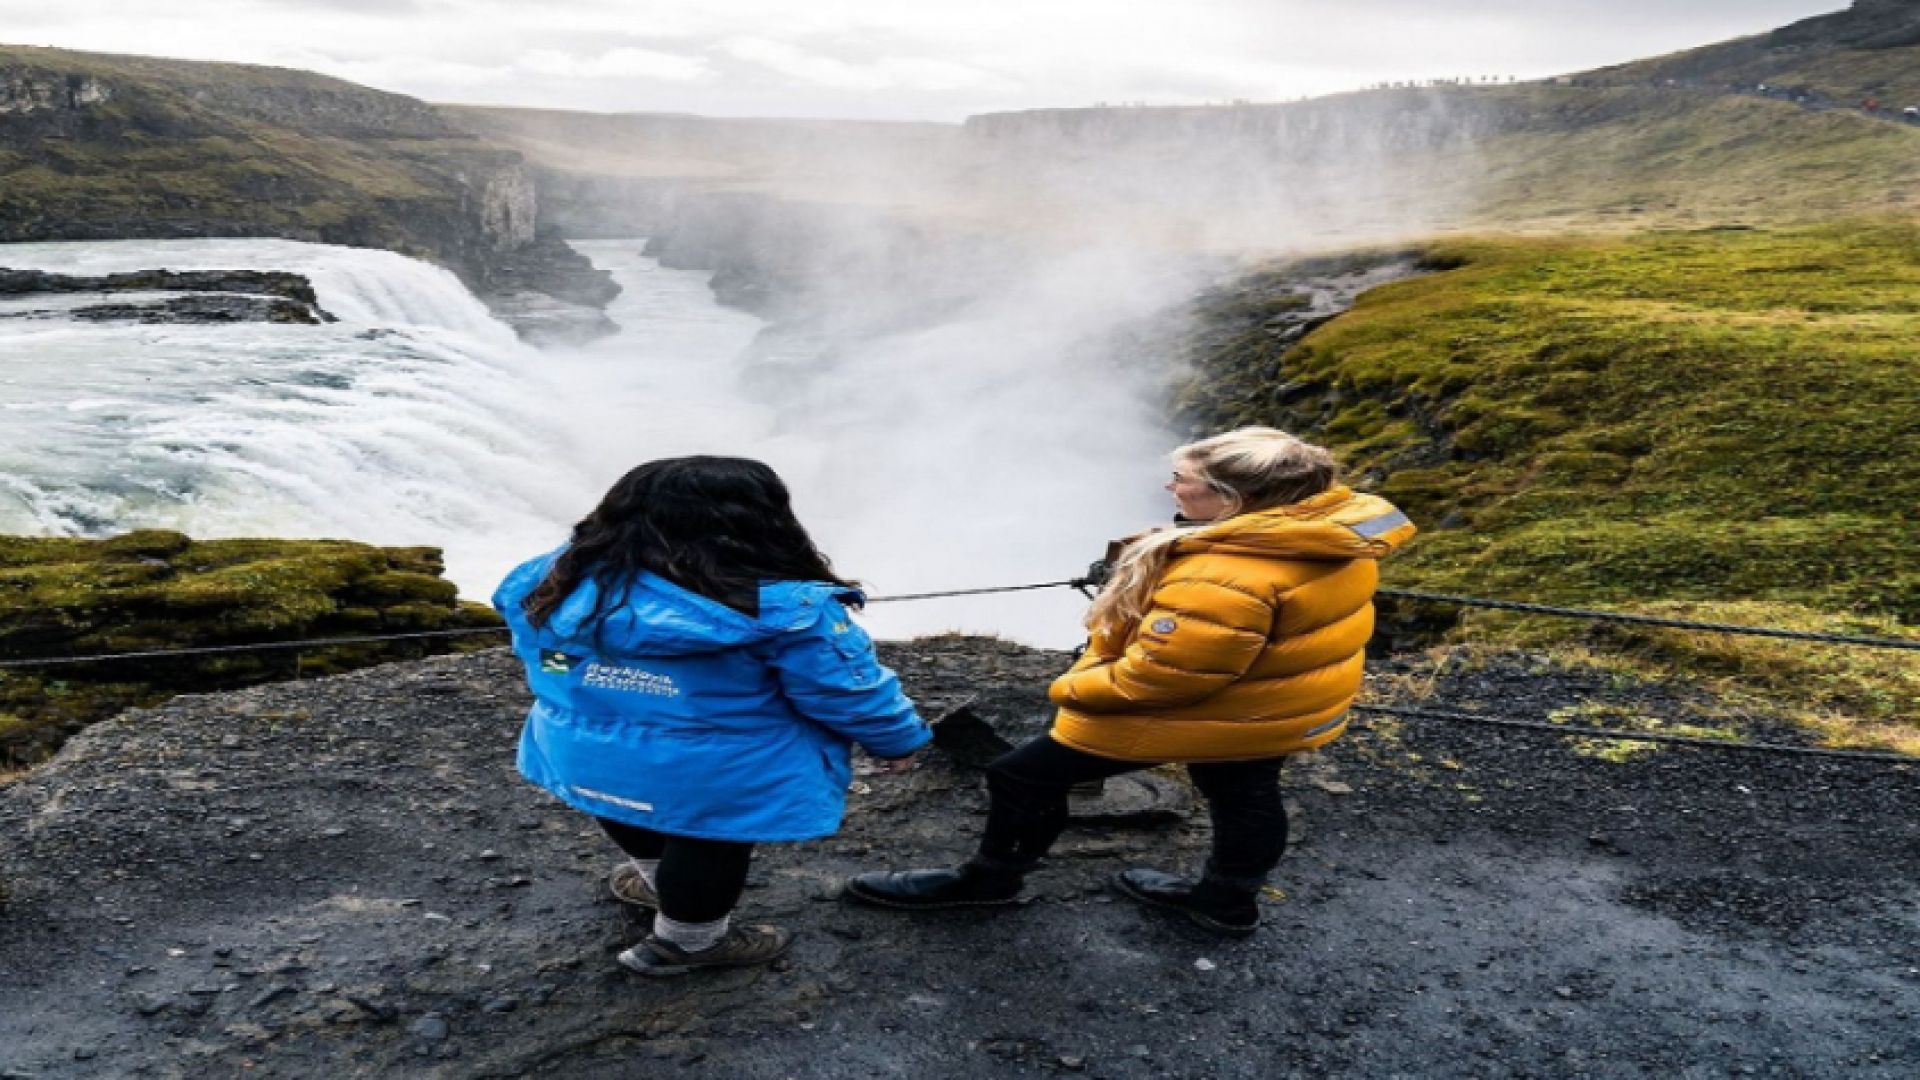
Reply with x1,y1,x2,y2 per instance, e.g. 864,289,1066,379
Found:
617,925,792,977
608,863,658,909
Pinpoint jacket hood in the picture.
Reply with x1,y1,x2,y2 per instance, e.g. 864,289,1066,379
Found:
1176,486,1416,561
496,552,860,657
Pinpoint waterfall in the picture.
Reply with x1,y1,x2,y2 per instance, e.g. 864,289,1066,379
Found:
0,239,599,594
1,237,1182,646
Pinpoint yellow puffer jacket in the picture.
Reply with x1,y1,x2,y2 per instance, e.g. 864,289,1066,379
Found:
1049,486,1414,763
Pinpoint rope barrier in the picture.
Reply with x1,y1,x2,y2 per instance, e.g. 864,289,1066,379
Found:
1377,588,1920,651
1353,704,1916,765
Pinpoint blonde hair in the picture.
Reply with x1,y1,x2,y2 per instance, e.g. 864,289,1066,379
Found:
1085,427,1338,633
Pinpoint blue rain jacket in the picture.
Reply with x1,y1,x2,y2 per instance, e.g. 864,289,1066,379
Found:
494,551,930,843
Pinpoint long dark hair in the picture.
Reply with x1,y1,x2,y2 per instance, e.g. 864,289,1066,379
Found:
524,456,857,626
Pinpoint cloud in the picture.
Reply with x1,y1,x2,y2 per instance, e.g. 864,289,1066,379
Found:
516,47,713,83
721,38,890,91
244,0,424,12
6,1,1847,120
720,37,1013,94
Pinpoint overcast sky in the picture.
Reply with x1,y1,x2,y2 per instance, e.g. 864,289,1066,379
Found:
1,1,1849,121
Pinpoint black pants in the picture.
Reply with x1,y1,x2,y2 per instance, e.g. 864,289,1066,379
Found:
596,818,755,924
978,736,1288,891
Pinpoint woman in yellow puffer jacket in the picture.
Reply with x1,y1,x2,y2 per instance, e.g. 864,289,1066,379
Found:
847,427,1414,936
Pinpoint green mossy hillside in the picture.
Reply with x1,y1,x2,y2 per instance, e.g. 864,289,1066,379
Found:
1591,1,1920,106
1180,220,1919,743
0,531,500,767
0,44,523,280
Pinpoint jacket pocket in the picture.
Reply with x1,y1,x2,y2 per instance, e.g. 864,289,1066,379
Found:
825,622,884,686
826,617,875,658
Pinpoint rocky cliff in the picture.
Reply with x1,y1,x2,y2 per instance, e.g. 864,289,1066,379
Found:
0,640,1912,1078
1771,0,1920,51
962,88,1508,150
1591,0,1920,90
0,45,615,342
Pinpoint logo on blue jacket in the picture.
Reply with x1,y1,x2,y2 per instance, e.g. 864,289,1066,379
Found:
539,649,579,674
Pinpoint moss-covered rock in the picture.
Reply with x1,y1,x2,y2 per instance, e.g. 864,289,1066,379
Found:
0,533,501,766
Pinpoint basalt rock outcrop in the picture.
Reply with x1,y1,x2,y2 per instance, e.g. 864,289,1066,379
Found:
1170,250,1437,476
470,239,622,346
0,268,332,325
1584,0,1920,104
1769,0,1920,52
0,268,319,301
58,294,320,325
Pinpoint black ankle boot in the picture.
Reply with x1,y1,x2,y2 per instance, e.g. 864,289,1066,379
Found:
843,858,1027,910
1113,868,1260,937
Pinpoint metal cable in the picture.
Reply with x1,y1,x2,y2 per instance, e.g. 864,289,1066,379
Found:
1354,704,1916,765
1377,588,1920,652
2,576,1913,669
0,579,1095,669
865,579,1090,603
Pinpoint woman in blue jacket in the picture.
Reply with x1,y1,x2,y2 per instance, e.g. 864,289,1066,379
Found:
495,456,930,975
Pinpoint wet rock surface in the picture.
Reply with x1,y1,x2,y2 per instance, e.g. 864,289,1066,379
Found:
0,268,330,325
0,268,320,301
61,294,328,325
1172,250,1440,476
0,638,1914,1079
474,235,621,345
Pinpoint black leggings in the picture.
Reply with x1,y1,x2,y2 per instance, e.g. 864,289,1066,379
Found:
979,736,1289,890
596,818,755,924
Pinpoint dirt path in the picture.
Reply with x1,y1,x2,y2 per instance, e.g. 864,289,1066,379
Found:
1,640,1914,1079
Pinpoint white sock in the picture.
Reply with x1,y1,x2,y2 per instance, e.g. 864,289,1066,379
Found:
630,858,660,891
653,913,730,953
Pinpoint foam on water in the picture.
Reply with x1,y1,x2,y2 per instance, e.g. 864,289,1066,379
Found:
0,239,595,592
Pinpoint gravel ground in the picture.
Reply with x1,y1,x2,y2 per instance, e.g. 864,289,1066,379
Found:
0,639,1914,1080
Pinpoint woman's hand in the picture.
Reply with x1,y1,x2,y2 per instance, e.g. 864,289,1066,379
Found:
877,752,918,774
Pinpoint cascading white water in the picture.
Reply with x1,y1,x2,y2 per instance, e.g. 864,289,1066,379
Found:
0,239,607,594
0,237,1179,646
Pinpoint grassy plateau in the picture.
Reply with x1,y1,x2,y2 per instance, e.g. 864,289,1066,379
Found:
1181,219,1920,750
